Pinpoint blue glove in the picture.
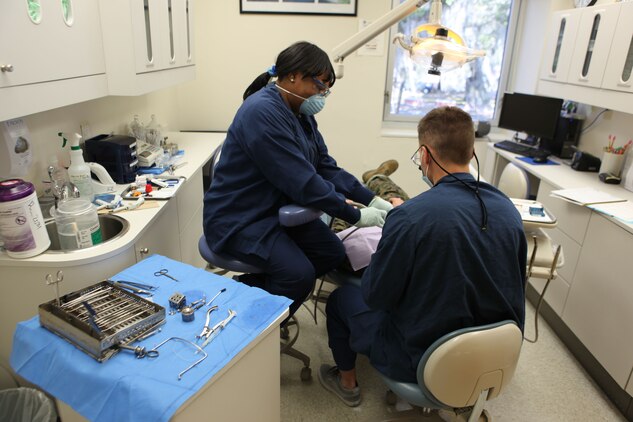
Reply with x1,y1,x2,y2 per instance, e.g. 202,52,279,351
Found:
355,207,387,228
368,196,393,212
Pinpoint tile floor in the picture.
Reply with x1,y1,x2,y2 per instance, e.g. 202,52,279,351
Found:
279,290,627,422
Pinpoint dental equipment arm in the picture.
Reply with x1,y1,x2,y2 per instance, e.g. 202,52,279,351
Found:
331,0,429,78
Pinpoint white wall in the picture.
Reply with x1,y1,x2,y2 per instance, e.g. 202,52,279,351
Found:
16,90,181,193
13,0,633,199
174,0,425,197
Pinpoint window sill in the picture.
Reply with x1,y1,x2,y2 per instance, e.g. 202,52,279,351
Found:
380,127,417,139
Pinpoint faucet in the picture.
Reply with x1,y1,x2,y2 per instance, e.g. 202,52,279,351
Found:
48,165,80,209
59,182,81,202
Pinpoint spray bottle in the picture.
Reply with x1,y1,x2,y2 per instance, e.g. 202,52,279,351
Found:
59,132,94,202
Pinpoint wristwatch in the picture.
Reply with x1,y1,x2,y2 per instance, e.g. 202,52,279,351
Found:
574,0,597,7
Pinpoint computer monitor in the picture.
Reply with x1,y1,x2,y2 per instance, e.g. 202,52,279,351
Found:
498,92,563,141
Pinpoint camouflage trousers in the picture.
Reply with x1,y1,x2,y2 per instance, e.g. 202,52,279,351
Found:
331,174,410,233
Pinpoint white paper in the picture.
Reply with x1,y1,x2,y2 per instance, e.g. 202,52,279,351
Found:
550,188,626,206
588,201,633,224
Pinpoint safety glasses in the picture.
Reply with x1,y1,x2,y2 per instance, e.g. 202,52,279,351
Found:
410,145,424,169
312,77,331,98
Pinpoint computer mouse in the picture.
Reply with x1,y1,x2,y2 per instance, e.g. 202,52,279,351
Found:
532,155,549,164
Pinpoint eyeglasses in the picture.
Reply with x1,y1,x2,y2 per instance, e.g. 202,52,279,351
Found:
312,77,331,98
410,145,423,169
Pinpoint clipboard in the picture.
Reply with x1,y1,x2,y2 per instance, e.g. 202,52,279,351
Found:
121,176,186,200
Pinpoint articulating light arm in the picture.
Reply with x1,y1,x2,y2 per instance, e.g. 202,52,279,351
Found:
331,0,485,78
331,0,430,78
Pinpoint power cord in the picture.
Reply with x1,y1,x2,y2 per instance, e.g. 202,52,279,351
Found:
581,108,609,134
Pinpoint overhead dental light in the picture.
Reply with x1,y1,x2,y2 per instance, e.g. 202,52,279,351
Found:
331,0,485,78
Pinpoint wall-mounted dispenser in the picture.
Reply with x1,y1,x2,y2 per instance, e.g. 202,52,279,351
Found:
0,119,33,178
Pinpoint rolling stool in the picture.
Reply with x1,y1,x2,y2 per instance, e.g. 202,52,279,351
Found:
312,268,362,323
198,205,322,381
379,321,522,421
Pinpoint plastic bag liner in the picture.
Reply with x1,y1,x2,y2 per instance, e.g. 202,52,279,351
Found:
0,388,57,422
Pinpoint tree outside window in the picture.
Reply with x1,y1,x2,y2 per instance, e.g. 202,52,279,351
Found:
385,0,514,123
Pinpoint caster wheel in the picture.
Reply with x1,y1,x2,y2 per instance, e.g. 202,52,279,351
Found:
300,367,312,382
280,326,289,340
386,390,397,405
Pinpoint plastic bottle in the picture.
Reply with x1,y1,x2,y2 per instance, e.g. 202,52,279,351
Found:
129,115,146,141
145,114,163,146
47,154,67,186
54,198,102,250
59,132,94,202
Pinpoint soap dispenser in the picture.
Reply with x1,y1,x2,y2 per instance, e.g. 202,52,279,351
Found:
59,132,94,202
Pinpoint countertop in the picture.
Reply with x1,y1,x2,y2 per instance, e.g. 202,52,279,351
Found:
0,132,225,268
489,143,633,234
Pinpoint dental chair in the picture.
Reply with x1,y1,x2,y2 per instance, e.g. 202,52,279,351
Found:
497,163,530,199
496,162,563,343
379,320,523,421
198,142,321,381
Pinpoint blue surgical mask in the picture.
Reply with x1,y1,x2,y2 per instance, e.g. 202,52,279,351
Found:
299,94,326,116
421,173,433,188
421,159,433,188
276,84,326,116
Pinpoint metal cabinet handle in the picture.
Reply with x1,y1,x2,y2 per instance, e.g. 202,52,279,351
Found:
139,247,149,255
1,64,14,72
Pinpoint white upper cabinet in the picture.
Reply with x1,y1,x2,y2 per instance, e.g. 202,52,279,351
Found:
0,0,108,121
601,2,633,94
540,9,581,84
99,0,195,96
566,3,620,88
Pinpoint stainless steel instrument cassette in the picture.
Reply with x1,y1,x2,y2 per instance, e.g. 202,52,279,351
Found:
38,280,166,362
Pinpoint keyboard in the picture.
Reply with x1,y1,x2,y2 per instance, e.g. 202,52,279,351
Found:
493,140,548,158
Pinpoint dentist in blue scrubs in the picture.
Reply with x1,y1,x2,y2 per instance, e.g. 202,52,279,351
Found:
203,41,391,320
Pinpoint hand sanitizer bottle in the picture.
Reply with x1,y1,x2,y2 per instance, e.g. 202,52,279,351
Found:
60,132,94,202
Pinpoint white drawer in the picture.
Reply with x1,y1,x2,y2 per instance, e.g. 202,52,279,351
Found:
177,168,203,230
528,273,570,317
537,181,591,245
543,227,581,285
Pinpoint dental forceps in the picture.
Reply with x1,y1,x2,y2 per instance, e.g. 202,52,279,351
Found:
154,269,179,282
116,280,157,291
197,305,219,340
107,280,155,297
199,309,237,350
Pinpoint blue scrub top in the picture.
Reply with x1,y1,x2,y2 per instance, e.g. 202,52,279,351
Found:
361,174,527,382
204,83,374,259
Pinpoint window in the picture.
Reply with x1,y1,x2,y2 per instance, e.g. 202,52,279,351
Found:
384,0,517,124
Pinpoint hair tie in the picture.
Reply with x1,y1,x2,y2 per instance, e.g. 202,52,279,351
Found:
267,65,277,77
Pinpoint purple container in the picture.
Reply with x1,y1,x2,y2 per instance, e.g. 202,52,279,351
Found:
0,179,51,258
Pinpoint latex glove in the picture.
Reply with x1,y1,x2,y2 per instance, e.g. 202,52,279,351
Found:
368,196,393,212
355,207,387,228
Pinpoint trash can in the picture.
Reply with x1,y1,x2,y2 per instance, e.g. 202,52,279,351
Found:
0,387,57,422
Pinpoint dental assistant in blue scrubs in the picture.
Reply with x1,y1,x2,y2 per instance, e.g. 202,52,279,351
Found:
203,41,391,319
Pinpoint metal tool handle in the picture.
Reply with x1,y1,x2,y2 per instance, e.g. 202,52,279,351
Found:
117,343,157,359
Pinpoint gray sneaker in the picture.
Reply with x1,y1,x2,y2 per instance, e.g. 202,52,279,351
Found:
318,364,361,407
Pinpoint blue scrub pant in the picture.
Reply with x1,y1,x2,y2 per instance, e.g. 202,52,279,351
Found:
228,219,346,319
325,284,385,371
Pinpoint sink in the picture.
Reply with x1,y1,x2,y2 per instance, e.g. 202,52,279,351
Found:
45,214,129,253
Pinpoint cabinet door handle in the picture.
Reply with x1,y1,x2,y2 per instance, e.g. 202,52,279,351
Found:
1,64,14,72
139,247,149,255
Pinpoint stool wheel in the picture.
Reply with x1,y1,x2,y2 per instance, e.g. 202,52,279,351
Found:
300,366,312,382
386,389,397,405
